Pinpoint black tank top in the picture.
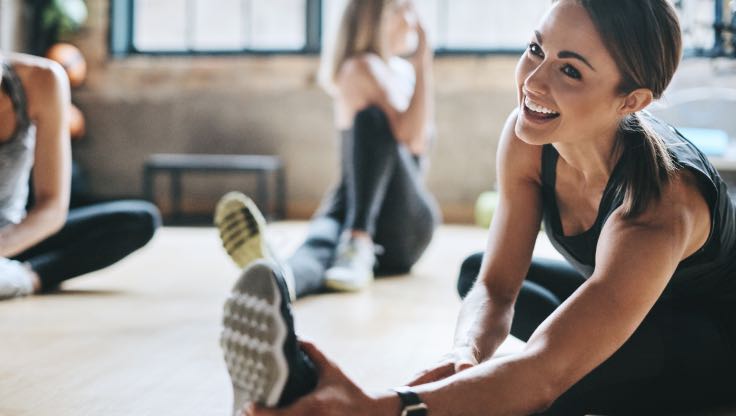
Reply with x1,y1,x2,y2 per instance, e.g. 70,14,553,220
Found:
541,113,736,303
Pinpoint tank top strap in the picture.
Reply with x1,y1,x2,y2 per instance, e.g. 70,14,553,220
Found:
540,144,559,188
1,61,31,130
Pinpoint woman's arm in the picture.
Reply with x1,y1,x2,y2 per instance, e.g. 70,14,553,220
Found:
0,58,71,257
406,170,711,415
410,111,543,385
336,24,433,153
453,111,543,358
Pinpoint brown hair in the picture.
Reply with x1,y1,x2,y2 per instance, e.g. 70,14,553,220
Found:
563,0,683,217
318,0,396,95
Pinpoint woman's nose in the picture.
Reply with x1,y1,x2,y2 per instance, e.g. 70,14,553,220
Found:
524,63,550,96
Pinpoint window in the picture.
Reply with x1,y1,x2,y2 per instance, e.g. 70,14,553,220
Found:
675,0,723,55
110,0,320,54
111,0,722,56
322,0,549,53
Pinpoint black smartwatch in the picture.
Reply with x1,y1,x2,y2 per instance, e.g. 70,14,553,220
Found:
392,387,428,416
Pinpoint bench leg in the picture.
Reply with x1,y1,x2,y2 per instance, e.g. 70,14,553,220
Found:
276,168,286,220
143,166,155,203
171,171,182,223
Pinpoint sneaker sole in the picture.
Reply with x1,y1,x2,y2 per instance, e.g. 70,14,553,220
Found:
215,192,268,269
221,261,288,413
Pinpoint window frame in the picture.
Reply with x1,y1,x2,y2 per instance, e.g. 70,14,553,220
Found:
110,0,722,58
109,0,322,56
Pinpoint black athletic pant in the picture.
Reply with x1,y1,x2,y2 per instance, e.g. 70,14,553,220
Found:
458,252,736,415
13,200,161,290
289,107,440,298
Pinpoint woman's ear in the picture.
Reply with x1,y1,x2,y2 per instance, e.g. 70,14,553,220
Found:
618,88,653,116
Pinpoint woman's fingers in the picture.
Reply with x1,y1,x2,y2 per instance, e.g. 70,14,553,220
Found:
298,340,329,368
406,362,455,386
454,360,475,373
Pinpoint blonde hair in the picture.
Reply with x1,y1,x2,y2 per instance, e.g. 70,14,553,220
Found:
319,0,396,95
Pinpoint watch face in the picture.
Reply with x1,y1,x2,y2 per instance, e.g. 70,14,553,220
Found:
402,402,428,416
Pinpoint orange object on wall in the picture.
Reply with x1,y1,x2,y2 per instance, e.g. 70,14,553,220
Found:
45,43,87,88
69,104,85,139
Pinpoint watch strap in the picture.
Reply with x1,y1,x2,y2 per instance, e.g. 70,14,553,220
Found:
392,387,428,416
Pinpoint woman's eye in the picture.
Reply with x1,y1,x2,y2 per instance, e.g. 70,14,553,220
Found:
528,42,544,58
561,64,582,80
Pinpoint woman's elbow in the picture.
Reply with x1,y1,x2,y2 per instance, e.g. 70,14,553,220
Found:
38,197,68,233
514,352,572,413
530,382,560,414
55,204,68,230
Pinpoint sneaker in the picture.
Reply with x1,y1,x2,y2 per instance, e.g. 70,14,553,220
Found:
215,192,270,269
215,192,297,300
220,259,318,415
324,236,376,292
0,259,35,300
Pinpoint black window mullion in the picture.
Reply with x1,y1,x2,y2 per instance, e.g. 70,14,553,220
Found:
305,0,322,53
110,0,134,56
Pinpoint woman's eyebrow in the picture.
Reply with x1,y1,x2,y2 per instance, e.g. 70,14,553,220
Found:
534,30,596,71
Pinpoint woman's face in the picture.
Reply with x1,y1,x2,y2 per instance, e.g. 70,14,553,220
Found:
384,0,419,56
514,0,628,146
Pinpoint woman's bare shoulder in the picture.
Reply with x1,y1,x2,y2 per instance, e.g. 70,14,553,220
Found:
498,109,543,186
5,53,68,116
336,53,387,88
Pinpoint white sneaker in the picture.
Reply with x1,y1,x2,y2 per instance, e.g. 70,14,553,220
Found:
215,192,296,301
324,236,376,292
0,258,34,300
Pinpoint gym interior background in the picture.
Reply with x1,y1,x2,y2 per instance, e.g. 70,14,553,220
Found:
1,0,735,224
3,1,736,415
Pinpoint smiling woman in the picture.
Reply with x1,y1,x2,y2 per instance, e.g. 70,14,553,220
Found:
233,1,736,415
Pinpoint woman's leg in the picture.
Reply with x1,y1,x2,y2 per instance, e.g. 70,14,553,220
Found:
456,254,585,340
456,253,736,414
13,200,160,290
287,215,342,298
342,106,400,235
343,106,440,274
542,301,736,415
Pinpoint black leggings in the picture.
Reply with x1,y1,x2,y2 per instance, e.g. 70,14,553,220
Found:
458,253,736,415
13,200,161,290
288,107,440,298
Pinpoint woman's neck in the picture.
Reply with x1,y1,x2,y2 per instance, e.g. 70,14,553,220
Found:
553,126,622,185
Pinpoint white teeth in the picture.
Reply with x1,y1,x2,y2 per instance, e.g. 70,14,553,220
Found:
525,97,559,115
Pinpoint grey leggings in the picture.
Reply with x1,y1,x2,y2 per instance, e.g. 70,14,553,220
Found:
288,107,440,298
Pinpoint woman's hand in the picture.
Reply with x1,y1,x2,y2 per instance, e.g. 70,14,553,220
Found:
406,345,479,386
246,341,378,416
409,5,432,68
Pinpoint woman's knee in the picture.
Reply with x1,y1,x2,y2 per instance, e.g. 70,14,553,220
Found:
125,201,161,245
96,200,161,247
457,252,484,299
352,106,395,147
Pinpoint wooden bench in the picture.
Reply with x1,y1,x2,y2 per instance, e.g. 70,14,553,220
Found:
143,153,286,222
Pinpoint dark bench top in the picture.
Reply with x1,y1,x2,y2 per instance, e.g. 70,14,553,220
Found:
145,154,283,172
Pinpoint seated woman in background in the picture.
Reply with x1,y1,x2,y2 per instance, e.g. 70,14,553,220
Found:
0,52,160,300
215,0,439,299
225,0,736,415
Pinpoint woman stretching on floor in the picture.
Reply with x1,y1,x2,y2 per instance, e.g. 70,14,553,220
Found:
215,0,439,299
0,52,160,300
221,0,736,415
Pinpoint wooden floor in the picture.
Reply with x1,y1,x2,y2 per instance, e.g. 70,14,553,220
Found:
0,224,733,416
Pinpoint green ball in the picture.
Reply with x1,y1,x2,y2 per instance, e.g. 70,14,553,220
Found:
475,191,499,228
